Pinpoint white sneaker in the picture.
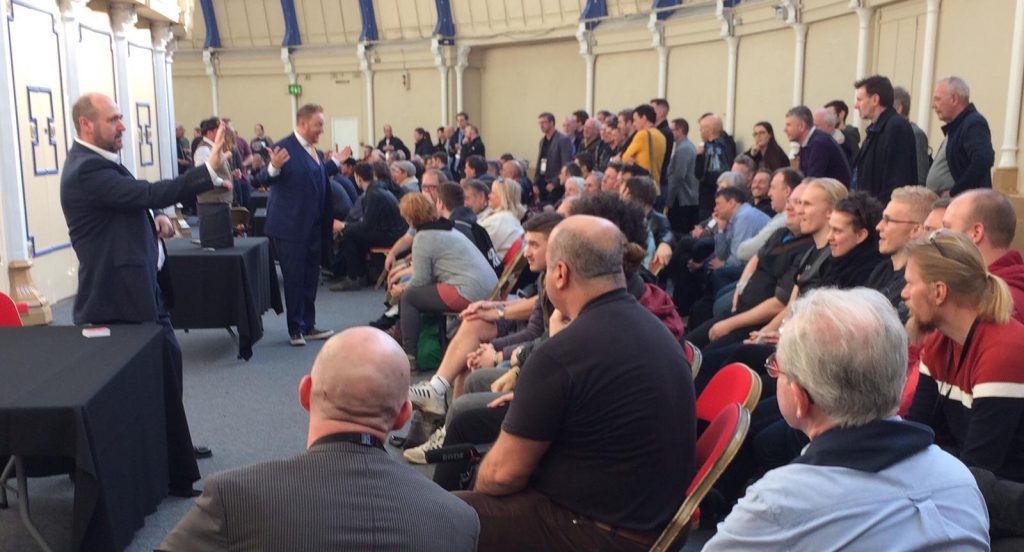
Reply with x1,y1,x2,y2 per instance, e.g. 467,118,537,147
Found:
408,381,447,416
403,426,446,464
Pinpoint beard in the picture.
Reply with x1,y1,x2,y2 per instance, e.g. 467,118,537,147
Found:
906,315,936,342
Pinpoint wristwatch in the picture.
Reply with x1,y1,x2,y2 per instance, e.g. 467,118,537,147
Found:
496,303,506,321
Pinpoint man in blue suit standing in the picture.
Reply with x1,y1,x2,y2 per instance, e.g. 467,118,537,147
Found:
264,104,347,346
61,92,230,495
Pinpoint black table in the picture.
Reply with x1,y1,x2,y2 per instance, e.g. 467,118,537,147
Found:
0,325,183,551
252,208,267,237
164,237,283,360
249,191,268,211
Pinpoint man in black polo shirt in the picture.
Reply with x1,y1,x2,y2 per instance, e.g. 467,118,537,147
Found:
456,215,696,552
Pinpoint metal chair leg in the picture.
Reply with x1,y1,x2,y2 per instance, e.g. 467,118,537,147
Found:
0,456,13,509
13,456,54,552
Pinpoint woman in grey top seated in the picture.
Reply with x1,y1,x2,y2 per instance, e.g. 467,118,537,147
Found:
392,192,499,369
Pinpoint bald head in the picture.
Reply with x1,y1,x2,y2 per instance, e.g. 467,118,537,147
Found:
72,92,123,152
306,328,410,434
548,216,625,281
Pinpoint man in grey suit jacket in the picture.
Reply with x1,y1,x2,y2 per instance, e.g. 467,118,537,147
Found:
665,118,700,233
158,327,479,551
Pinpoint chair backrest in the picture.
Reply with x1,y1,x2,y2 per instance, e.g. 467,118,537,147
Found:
650,403,750,552
230,206,251,228
501,236,524,270
0,292,24,327
488,248,529,301
682,340,702,379
696,362,761,424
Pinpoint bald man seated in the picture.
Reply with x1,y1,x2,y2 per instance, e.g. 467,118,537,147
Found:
456,216,696,552
158,328,479,552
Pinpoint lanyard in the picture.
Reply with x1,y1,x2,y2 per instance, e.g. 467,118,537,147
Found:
946,318,980,384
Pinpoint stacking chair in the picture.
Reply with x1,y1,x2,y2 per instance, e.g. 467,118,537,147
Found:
696,362,761,425
230,206,252,236
682,340,703,379
487,247,528,302
370,246,392,289
650,403,750,552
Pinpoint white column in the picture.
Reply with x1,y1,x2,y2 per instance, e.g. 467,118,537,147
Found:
281,47,297,122
916,0,941,136
0,0,29,263
165,40,180,176
724,36,739,136
152,22,173,179
358,43,375,145
431,39,450,126
791,23,807,107
455,45,469,115
203,49,218,116
1000,0,1024,170
852,4,874,128
576,25,595,115
58,0,88,108
649,16,668,98
109,2,138,173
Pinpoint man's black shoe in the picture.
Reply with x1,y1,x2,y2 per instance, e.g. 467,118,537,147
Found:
169,486,202,498
194,445,213,459
368,314,399,330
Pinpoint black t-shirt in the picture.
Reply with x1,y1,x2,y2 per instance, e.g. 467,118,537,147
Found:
775,244,830,303
865,260,908,322
738,228,813,312
503,289,695,531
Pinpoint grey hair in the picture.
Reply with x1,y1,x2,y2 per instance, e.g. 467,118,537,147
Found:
940,76,971,103
587,171,604,185
893,86,911,115
548,221,625,280
814,108,837,128
565,176,585,193
717,171,747,189
777,287,907,427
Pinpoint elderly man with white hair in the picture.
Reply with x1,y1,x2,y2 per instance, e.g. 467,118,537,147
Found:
928,76,994,196
705,287,990,551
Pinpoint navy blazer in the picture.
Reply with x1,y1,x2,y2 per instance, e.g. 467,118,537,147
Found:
60,141,214,324
800,129,852,185
262,134,337,253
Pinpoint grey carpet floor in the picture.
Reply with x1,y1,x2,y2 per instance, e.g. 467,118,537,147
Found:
0,276,711,551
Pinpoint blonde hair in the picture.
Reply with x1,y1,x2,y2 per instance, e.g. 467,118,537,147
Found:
890,185,938,223
491,178,526,219
906,230,1012,324
803,177,849,207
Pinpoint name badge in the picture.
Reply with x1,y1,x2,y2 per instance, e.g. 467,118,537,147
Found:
539,158,547,173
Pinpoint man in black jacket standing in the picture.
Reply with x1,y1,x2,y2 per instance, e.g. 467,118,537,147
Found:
61,92,229,495
932,76,994,196
850,75,918,204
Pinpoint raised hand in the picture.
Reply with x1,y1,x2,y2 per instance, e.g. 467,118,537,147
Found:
269,146,291,169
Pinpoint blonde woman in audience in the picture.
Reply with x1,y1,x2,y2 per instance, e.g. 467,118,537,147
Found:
478,177,526,261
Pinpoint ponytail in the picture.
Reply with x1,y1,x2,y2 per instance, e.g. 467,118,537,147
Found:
981,272,1013,325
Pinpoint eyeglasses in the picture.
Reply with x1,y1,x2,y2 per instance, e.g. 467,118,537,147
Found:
880,214,920,225
928,229,955,260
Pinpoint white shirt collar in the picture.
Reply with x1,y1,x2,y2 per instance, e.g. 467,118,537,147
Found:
74,138,119,163
294,130,311,149
801,127,816,148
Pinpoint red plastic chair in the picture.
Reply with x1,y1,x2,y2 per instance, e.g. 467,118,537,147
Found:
501,236,523,271
651,403,751,551
682,340,702,379
696,362,761,425
0,292,24,327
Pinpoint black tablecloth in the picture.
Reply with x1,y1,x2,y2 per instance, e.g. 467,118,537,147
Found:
252,208,267,237
249,191,268,211
0,325,176,551
164,237,282,360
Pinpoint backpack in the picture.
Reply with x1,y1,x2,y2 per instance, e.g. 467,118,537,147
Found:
454,219,504,277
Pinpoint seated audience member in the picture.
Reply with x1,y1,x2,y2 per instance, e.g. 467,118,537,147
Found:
620,176,673,271
870,185,937,311
464,154,491,187
331,162,407,292
905,230,1024,484
711,185,771,271
157,328,479,552
461,179,491,218
391,160,420,194
584,170,603,194
404,214,564,463
924,196,951,232
942,189,1024,316
730,153,757,188
478,178,526,261
704,288,990,551
602,160,624,193
574,151,595,178
749,168,775,216
390,193,498,368
500,158,532,206
970,467,1024,550
563,176,584,199
686,183,813,350
735,168,803,264
454,215,694,551
745,121,791,172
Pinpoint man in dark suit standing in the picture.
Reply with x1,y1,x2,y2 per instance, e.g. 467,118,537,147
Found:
264,104,347,346
158,327,480,552
851,75,918,203
60,92,229,495
376,123,411,160
785,105,851,185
